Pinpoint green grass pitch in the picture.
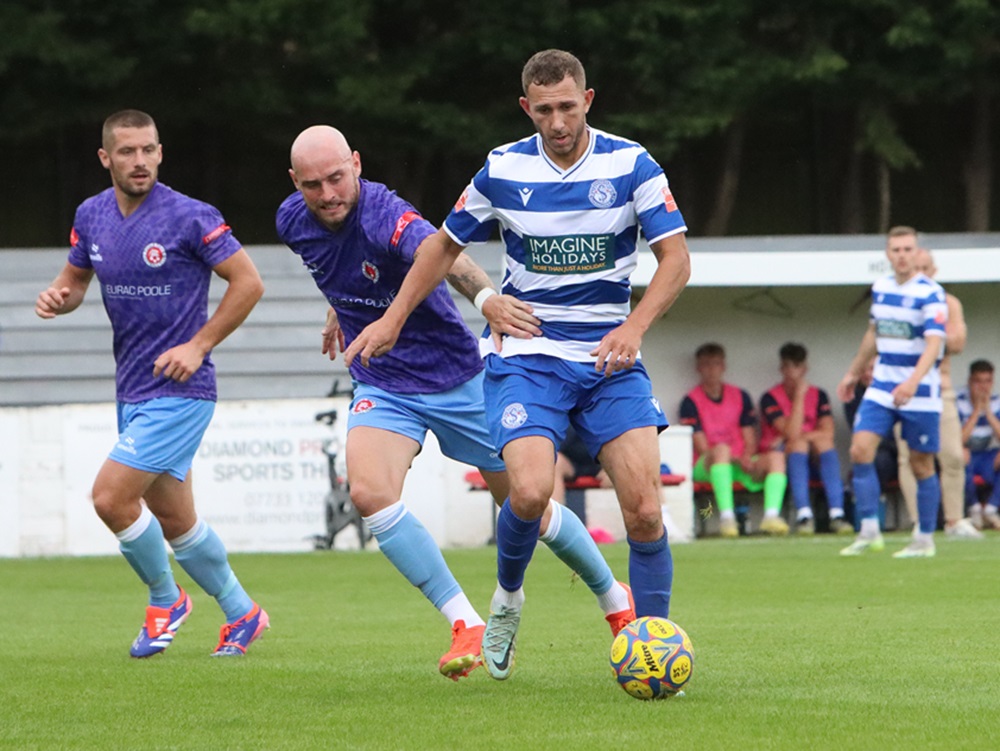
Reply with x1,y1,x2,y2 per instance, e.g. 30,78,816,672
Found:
2,533,998,750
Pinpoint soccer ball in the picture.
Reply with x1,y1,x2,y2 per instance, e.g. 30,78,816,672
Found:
610,616,694,700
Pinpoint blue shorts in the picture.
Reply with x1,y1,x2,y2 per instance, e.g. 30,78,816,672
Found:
854,399,940,454
111,397,215,481
348,372,504,472
483,354,668,460
968,450,999,486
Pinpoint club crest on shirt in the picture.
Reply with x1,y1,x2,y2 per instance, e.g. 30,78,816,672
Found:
588,179,617,208
362,260,380,283
142,242,166,268
352,398,376,414
501,402,528,429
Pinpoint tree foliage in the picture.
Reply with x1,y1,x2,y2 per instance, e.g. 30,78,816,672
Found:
0,0,995,244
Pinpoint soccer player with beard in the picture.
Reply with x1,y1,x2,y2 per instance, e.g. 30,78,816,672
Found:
345,49,691,680
35,110,269,657
276,125,637,680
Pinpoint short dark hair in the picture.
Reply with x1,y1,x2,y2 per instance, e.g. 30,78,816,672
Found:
521,49,586,95
970,359,995,375
779,342,807,364
696,342,725,360
102,110,157,150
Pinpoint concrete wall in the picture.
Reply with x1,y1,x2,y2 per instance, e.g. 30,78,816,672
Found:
0,398,694,557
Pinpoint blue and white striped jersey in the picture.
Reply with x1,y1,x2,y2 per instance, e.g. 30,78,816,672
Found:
442,127,687,361
956,389,1000,452
864,273,947,413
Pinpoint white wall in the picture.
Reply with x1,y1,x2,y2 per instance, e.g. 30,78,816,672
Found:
643,282,1000,462
0,399,694,558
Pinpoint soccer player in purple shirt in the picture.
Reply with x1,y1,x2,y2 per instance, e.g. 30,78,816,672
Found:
35,110,269,658
278,125,638,680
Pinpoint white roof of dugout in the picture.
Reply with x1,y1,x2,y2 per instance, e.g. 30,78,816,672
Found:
631,232,1000,287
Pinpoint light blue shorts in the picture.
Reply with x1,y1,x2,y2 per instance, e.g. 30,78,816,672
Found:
348,372,504,472
854,398,940,453
483,354,668,460
111,397,215,481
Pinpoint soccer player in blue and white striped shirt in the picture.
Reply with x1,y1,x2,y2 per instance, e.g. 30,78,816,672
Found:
837,226,948,558
347,49,691,679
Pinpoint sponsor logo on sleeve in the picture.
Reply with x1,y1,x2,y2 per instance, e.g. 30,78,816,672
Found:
390,210,420,247
661,187,678,212
69,227,80,247
453,189,469,212
202,223,231,245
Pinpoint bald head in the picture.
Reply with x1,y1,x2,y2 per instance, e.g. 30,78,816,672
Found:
290,125,352,171
289,125,362,230
915,247,937,278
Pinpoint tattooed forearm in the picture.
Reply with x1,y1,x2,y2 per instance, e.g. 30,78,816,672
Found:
445,252,495,304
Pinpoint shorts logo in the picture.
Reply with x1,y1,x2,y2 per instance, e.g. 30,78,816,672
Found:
142,242,166,268
588,179,617,208
352,398,376,414
362,260,380,283
116,436,137,455
501,402,528,429
651,397,662,413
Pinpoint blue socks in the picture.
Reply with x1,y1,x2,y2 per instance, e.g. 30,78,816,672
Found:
170,519,253,623
116,506,179,607
627,533,672,618
364,502,461,610
818,449,846,513
495,500,541,593
539,500,614,596
787,452,811,512
851,462,880,522
916,475,941,534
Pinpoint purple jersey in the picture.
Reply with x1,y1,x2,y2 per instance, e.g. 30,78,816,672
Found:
67,182,242,403
276,179,482,394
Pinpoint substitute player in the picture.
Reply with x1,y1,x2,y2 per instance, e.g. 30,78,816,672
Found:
345,49,691,680
278,125,637,681
836,225,947,558
35,110,268,657
760,342,852,535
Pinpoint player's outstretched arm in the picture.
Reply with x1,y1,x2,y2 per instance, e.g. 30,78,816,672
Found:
35,263,93,319
153,248,264,382
446,252,541,349
344,228,463,368
591,232,690,377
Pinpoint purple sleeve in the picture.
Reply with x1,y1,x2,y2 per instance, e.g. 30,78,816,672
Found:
190,204,242,267
67,219,92,269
